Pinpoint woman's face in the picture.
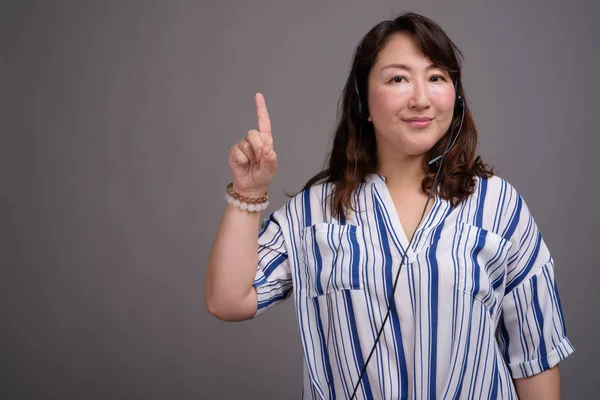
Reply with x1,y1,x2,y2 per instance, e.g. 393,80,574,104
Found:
367,32,456,159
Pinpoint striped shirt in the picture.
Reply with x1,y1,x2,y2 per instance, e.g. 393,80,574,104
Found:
251,173,574,399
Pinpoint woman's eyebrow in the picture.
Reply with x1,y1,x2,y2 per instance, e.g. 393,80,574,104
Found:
380,63,440,72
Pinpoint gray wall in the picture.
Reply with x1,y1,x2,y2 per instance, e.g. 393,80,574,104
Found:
2,0,596,398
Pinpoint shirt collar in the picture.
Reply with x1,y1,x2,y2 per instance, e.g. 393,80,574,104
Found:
364,173,386,185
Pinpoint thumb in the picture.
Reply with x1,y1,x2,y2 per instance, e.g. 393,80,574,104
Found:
262,143,273,158
260,145,277,170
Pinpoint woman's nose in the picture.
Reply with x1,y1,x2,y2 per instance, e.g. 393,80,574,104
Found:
407,82,431,110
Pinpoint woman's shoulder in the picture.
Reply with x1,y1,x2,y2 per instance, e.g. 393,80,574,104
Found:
470,173,522,204
267,180,337,230
461,173,532,239
269,177,375,228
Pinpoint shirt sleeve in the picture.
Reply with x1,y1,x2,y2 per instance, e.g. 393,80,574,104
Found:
251,209,293,318
495,193,575,379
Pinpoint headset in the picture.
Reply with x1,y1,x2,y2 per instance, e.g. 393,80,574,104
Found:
323,45,466,399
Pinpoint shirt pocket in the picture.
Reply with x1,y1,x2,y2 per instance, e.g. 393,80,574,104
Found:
421,222,513,315
299,223,367,298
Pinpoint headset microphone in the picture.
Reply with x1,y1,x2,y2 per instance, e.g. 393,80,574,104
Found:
428,87,465,165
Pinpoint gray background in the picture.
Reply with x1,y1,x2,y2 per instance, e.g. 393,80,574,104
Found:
2,0,597,398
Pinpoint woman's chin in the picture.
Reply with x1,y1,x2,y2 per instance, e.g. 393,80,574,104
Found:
398,138,442,157
376,130,445,157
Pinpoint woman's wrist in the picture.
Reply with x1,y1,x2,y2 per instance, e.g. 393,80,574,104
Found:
231,183,268,198
226,183,269,212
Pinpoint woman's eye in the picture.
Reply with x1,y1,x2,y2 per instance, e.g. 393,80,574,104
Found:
391,76,405,83
430,75,446,82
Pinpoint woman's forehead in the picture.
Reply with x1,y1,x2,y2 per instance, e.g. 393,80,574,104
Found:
373,33,437,72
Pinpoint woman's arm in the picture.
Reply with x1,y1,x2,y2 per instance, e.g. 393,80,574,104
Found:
513,365,560,400
206,93,278,322
205,203,262,322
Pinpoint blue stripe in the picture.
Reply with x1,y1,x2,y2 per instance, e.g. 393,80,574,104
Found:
329,294,351,399
310,225,325,296
488,344,499,400
531,275,549,370
451,298,475,400
499,318,511,363
471,230,487,296
263,253,288,278
492,179,506,232
349,225,361,289
374,200,409,399
303,189,312,227
503,195,522,241
313,298,337,399
426,221,445,399
344,290,374,399
475,176,488,227
553,274,568,336
506,231,542,293
339,208,346,225
467,305,487,398
257,291,290,309
514,289,532,365
335,293,355,399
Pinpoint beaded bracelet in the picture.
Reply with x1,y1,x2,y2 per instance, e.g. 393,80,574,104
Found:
224,182,269,212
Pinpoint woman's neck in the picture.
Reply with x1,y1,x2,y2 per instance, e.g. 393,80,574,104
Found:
376,154,426,193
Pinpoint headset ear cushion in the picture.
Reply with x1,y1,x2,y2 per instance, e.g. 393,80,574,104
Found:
455,93,464,112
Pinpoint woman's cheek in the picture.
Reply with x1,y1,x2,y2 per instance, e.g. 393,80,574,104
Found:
369,84,402,116
374,96,406,122
440,89,457,112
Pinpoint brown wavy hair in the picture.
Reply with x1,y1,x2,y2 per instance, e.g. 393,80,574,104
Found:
292,12,493,220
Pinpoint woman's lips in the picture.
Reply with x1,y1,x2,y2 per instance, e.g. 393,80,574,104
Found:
403,118,433,128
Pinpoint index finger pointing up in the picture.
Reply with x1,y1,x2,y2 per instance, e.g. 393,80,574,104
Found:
255,93,272,141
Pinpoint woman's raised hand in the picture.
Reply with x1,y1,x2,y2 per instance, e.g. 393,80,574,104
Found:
228,93,278,197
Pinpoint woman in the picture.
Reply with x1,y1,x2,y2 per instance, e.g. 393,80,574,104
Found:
206,12,574,399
